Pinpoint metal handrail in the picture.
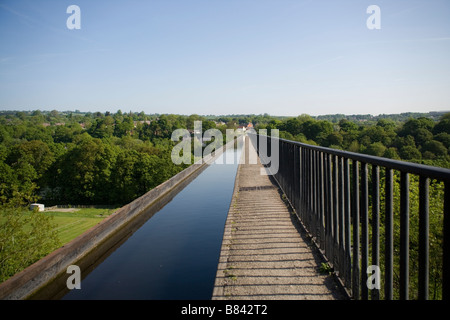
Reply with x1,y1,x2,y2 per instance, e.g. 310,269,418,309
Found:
278,136,450,180
253,133,450,300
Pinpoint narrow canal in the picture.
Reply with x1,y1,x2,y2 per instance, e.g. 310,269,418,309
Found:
62,143,242,300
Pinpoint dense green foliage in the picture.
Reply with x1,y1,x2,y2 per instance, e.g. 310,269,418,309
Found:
0,109,448,295
1,109,448,207
374,171,445,299
247,111,449,299
255,112,450,167
0,207,60,283
0,111,210,207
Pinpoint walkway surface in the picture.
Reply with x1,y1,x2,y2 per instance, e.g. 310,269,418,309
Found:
212,139,346,300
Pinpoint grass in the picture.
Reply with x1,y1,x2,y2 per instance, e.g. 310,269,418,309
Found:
0,207,117,284
46,208,117,245
319,262,334,275
224,266,238,281
0,207,117,247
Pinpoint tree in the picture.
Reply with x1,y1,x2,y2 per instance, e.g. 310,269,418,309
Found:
433,117,450,136
114,116,134,138
109,149,140,204
0,207,60,283
186,114,201,130
422,140,448,158
339,119,358,132
7,140,55,179
88,117,114,139
348,140,361,153
376,118,396,130
202,120,216,133
283,118,302,136
53,125,81,143
434,132,450,149
0,160,15,205
1,140,55,205
399,145,422,160
324,132,343,147
414,128,433,146
50,110,59,118
364,142,387,157
148,115,171,139
302,120,333,143
264,119,282,136
280,131,294,140
393,135,416,150
55,137,116,204
378,173,445,299
359,126,394,146
399,117,435,137
383,147,400,160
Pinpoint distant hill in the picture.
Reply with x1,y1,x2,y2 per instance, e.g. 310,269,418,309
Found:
1,109,448,123
314,111,448,123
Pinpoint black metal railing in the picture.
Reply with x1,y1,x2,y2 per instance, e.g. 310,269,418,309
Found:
252,133,450,300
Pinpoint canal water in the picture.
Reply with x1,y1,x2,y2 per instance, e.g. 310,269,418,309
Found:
62,144,242,300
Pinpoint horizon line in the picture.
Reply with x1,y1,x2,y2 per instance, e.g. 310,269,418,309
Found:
1,108,449,118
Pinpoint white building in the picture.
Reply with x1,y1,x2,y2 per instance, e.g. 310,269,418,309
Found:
30,203,45,212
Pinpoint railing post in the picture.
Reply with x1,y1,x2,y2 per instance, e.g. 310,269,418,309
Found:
352,160,360,300
313,150,318,238
443,180,450,300
300,148,307,225
294,145,300,214
319,152,325,250
400,172,410,300
385,168,394,300
310,149,315,232
418,176,429,300
290,144,294,204
333,155,339,270
344,158,351,289
337,157,345,281
361,162,369,300
326,153,334,264
256,132,259,156
371,165,380,300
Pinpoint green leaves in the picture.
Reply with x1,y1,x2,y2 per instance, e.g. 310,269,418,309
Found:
0,207,61,283
377,172,445,299
42,134,186,206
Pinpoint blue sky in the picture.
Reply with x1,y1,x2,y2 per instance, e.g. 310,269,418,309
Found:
0,0,449,116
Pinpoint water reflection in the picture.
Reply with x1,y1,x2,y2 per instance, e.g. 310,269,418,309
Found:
63,143,242,300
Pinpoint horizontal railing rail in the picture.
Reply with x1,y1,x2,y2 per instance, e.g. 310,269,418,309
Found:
252,133,450,300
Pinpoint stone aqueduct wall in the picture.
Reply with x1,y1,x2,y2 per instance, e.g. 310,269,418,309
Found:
0,139,238,300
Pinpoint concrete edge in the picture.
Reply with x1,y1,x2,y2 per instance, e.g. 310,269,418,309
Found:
0,138,238,300
211,140,246,300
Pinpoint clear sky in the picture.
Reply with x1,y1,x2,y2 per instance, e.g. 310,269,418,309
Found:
0,0,449,116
